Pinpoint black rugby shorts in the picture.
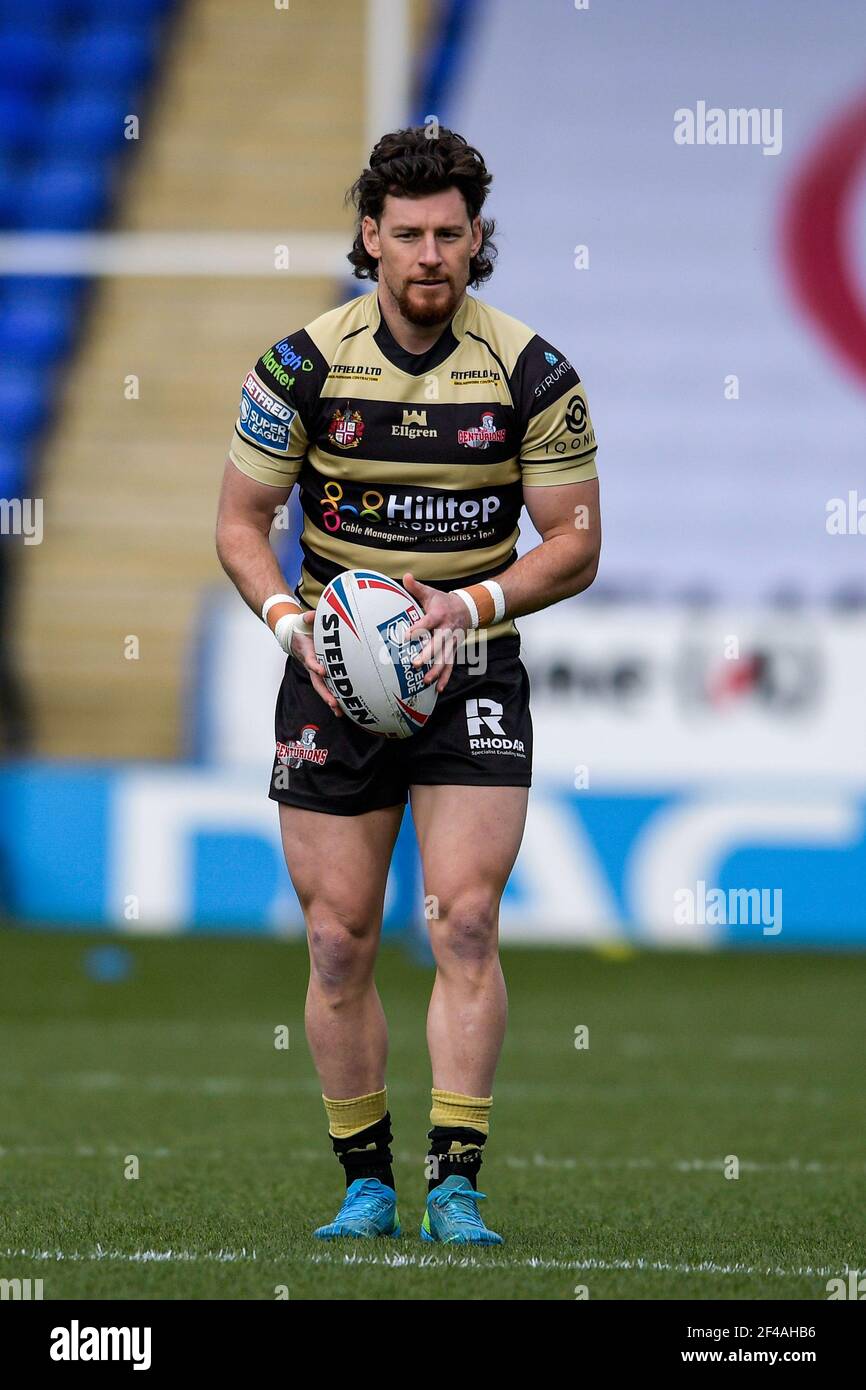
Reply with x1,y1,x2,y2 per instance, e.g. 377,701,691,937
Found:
269,634,532,816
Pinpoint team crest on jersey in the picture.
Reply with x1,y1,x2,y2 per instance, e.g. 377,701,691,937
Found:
457,411,507,449
276,725,329,770
328,405,366,449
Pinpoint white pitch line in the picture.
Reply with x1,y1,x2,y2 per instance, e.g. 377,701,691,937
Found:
0,1248,853,1279
0,1145,859,1175
0,1072,836,1105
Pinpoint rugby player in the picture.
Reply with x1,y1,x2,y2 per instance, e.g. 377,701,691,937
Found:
215,127,601,1244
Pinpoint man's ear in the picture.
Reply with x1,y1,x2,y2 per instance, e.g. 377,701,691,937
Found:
470,214,483,257
362,214,381,261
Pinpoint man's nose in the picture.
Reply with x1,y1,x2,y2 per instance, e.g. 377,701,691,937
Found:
417,234,442,264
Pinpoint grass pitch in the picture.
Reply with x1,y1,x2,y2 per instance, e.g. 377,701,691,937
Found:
0,929,863,1300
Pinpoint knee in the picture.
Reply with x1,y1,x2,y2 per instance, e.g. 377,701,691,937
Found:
306,906,375,996
431,892,500,973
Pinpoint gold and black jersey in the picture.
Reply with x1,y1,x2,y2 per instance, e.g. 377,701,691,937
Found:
228,289,598,644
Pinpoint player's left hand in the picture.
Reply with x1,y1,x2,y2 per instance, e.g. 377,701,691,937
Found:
402,572,469,693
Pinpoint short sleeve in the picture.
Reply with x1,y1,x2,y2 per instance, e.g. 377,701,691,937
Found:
512,335,598,486
227,331,322,487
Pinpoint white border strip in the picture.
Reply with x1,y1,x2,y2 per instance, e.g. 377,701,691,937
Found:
366,0,411,158
0,233,348,277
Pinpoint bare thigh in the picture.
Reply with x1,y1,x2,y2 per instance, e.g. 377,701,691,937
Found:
409,784,528,927
278,801,405,946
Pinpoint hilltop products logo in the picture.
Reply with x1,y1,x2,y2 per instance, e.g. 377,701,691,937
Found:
276,726,329,769
318,476,501,535
674,100,782,156
392,408,437,439
50,1321,151,1370
457,411,507,448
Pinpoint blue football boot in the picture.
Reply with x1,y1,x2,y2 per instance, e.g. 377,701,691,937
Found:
313,1177,401,1239
420,1175,504,1245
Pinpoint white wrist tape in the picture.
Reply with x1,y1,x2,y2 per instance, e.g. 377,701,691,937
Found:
262,592,308,654
273,611,309,654
452,579,506,629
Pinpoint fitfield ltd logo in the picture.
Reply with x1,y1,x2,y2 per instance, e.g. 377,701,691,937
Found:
50,1321,152,1370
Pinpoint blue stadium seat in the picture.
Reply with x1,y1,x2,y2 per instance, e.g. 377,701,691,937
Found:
78,0,174,20
0,0,174,498
0,0,92,23
18,161,109,230
0,366,48,441
0,92,44,154
0,157,22,228
44,93,131,156
0,299,75,365
0,444,29,502
67,26,155,87
0,276,86,308
0,28,64,90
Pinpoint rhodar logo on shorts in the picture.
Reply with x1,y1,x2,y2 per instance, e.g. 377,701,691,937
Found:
464,698,525,756
276,725,330,770
328,404,365,449
457,410,507,448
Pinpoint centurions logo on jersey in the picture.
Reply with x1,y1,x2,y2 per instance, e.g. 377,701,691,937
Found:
276,726,329,769
328,405,365,449
457,411,507,448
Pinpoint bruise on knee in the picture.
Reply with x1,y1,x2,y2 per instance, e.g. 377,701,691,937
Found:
307,911,376,993
431,897,499,969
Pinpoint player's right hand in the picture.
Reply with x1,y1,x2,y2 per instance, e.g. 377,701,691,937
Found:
291,610,343,717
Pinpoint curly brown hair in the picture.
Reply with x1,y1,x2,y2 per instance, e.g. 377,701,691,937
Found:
346,126,497,286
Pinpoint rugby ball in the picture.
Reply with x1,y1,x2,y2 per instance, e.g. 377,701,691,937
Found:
313,569,439,738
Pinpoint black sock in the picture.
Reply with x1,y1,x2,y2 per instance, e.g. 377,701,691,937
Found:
330,1111,395,1191
426,1125,487,1192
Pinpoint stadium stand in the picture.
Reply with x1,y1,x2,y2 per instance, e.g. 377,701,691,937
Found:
10,0,429,758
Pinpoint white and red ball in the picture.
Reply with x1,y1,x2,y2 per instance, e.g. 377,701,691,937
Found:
313,569,439,738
